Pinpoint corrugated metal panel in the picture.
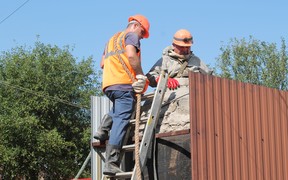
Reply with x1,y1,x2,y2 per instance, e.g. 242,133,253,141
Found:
189,72,288,180
91,96,112,180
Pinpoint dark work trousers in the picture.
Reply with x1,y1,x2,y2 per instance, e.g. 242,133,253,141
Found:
105,90,136,147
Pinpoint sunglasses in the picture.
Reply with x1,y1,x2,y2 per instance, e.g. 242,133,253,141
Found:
173,37,193,43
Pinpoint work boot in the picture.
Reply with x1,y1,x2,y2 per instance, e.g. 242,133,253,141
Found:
93,114,112,141
103,144,123,176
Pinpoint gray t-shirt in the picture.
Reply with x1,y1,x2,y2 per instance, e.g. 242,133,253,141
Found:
125,32,141,52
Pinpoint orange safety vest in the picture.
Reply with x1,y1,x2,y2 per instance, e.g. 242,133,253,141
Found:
102,31,139,91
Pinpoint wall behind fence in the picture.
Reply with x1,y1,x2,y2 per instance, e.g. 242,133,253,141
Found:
189,72,288,180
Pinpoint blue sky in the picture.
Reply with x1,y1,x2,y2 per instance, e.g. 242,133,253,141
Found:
1,0,287,76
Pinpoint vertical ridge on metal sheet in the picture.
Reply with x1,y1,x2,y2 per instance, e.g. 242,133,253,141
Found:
259,86,271,180
237,82,248,180
204,75,216,179
270,88,278,180
221,78,233,180
213,76,224,180
267,88,277,180
196,73,207,180
189,72,198,180
280,91,288,179
252,85,264,180
273,89,284,180
245,84,256,180
230,80,240,180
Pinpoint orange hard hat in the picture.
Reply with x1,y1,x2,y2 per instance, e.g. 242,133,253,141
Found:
173,29,193,47
128,14,150,38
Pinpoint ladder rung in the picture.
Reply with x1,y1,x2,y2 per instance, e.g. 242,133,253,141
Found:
141,92,154,101
130,117,148,124
122,144,135,151
107,171,133,179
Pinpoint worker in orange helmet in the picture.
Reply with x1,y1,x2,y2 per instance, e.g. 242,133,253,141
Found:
147,29,213,89
95,14,150,176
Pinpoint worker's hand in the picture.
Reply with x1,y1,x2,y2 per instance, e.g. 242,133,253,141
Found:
132,75,148,94
167,77,179,90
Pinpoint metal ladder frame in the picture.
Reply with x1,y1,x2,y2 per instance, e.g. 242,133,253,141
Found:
131,70,168,180
97,70,168,180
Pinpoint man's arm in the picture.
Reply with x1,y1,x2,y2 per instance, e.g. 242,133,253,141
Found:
125,44,144,75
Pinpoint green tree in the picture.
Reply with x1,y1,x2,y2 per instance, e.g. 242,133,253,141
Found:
0,41,102,179
215,36,288,90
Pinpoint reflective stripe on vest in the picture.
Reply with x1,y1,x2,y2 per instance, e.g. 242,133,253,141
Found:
104,32,126,59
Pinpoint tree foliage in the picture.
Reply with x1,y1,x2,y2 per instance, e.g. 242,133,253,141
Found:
215,36,288,90
0,41,102,179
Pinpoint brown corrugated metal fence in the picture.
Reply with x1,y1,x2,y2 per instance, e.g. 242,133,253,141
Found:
189,72,288,180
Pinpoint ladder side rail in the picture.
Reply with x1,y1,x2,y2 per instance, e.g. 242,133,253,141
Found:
131,71,168,180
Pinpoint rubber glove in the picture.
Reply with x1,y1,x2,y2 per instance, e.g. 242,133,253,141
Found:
156,76,179,90
167,77,179,90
